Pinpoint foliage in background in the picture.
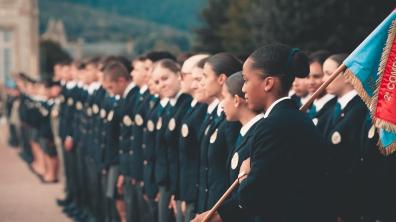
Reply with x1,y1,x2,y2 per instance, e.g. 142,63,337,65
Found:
195,0,394,55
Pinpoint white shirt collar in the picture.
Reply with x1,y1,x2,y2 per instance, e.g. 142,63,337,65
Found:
216,104,223,116
300,95,310,107
207,99,219,114
123,82,136,98
264,97,290,118
240,113,264,136
169,91,183,106
191,99,198,107
313,94,335,112
337,90,357,110
160,98,169,107
66,81,77,89
77,81,84,87
88,82,99,94
139,85,148,94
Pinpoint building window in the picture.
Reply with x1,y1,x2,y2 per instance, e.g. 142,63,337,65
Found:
0,28,13,84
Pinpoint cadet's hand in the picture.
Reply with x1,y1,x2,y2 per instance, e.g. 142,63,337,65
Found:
181,201,187,216
154,192,160,202
117,175,124,194
191,211,222,222
168,195,177,215
238,157,251,183
64,136,74,151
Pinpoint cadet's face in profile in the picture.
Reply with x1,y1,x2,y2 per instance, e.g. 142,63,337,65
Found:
191,67,206,102
242,58,266,111
221,85,238,121
323,58,345,96
152,66,181,98
131,60,148,86
203,63,222,99
292,77,308,97
307,62,324,95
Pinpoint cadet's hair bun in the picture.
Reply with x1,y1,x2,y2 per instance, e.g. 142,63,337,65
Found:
249,44,309,78
289,49,309,78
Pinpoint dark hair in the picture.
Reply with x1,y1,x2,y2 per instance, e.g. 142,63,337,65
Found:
102,61,131,81
154,59,181,74
85,57,101,68
225,71,245,98
249,44,309,93
206,53,242,77
309,50,331,65
145,51,176,63
196,57,208,69
327,53,348,66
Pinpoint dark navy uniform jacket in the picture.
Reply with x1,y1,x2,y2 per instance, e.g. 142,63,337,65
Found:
164,93,193,197
218,98,328,222
142,96,162,198
206,118,240,211
309,95,337,135
178,102,207,203
128,87,151,181
118,84,140,177
196,104,224,213
155,93,192,188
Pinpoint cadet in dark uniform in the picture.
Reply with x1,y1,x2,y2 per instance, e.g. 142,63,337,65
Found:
193,44,328,222
196,53,242,214
151,59,192,222
177,55,209,222
215,72,263,222
305,50,337,133
102,61,135,222
322,54,372,221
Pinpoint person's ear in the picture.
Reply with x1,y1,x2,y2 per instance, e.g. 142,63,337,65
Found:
218,74,227,85
234,95,241,108
263,76,275,92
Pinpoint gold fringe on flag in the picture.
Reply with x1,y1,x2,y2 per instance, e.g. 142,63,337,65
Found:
344,69,372,108
371,19,396,133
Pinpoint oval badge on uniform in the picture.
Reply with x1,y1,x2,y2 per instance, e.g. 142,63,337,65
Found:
312,118,318,126
368,125,376,139
331,131,342,144
67,98,74,106
107,111,114,121
168,118,176,131
135,114,144,126
181,124,189,137
123,115,133,126
231,152,239,170
100,109,106,119
76,101,83,110
147,120,155,132
93,104,99,114
156,117,162,130
210,129,218,144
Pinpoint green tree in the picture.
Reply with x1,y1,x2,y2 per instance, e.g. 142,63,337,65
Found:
195,0,394,54
193,0,230,53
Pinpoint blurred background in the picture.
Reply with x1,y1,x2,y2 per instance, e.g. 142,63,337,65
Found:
0,0,393,93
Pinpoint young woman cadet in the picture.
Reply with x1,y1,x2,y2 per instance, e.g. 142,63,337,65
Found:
193,44,328,222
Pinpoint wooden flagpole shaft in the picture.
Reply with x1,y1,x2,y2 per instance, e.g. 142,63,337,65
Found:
200,64,347,222
201,175,245,222
300,64,346,112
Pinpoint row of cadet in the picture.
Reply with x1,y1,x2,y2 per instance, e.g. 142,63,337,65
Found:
4,46,396,222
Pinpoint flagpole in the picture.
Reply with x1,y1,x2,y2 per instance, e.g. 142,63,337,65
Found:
300,64,346,112
201,174,245,222
200,64,347,222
